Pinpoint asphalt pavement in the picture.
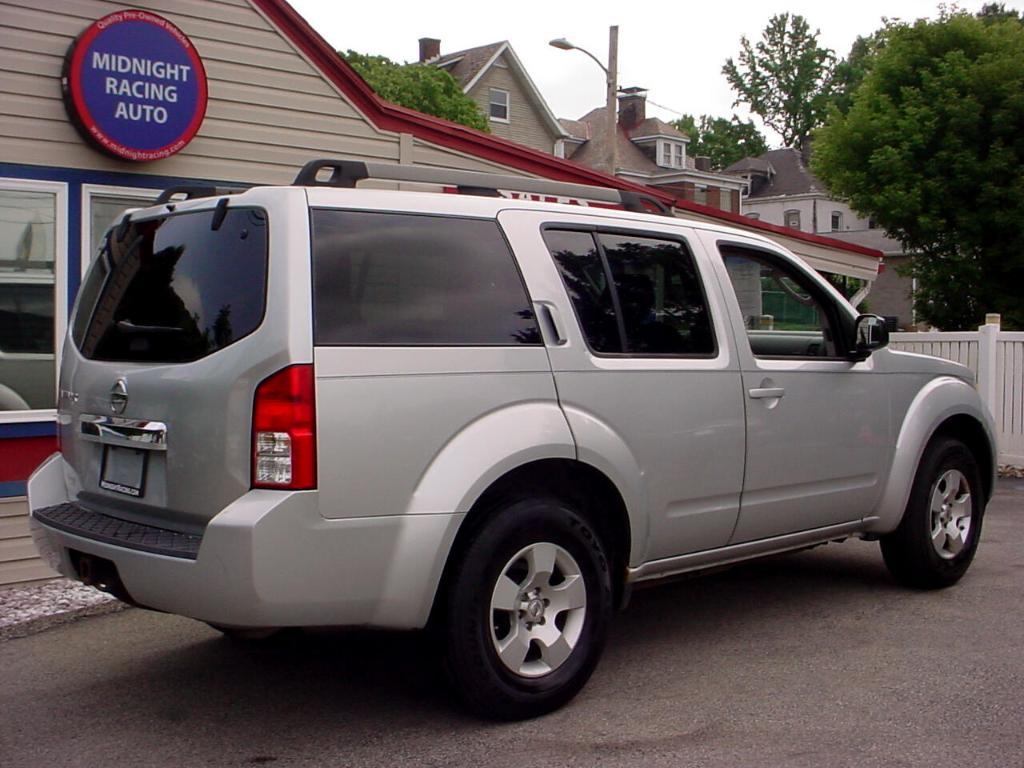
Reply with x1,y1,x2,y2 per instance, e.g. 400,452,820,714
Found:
2,480,1022,768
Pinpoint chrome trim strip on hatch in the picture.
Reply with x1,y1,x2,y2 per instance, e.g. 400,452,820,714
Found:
80,414,168,451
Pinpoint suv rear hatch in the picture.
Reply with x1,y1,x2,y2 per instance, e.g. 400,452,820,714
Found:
60,191,307,535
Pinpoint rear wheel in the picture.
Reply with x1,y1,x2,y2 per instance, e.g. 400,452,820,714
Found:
881,437,985,589
442,497,612,720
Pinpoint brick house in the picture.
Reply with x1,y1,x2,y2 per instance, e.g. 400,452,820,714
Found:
559,89,746,214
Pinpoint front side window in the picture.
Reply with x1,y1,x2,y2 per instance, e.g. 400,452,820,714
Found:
0,188,57,411
544,228,715,356
312,211,539,346
720,245,840,358
489,88,509,121
74,207,269,363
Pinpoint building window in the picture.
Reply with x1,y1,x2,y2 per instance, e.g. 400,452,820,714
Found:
0,179,67,416
831,211,843,232
488,88,509,122
658,141,685,169
83,186,161,273
693,185,708,205
868,217,878,230
746,212,761,220
784,209,801,230
718,189,733,212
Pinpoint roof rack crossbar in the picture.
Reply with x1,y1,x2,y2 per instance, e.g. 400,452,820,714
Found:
292,159,673,215
155,186,248,205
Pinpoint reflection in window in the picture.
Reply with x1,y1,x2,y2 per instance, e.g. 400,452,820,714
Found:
0,189,56,410
544,229,715,356
89,194,158,258
720,246,837,358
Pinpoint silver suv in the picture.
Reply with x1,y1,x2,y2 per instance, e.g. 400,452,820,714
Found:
29,161,996,719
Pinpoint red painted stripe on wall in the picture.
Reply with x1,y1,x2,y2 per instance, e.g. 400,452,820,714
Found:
0,437,58,482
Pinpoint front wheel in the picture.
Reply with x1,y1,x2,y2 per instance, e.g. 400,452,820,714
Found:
880,437,985,589
442,497,612,720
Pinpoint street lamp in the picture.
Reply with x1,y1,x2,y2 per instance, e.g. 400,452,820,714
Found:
550,26,619,176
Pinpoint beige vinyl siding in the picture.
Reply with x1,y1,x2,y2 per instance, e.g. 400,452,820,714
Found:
0,0,403,184
468,61,558,154
0,498,58,588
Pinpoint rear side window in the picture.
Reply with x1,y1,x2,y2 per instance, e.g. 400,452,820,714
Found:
544,228,716,356
74,207,268,363
311,210,540,345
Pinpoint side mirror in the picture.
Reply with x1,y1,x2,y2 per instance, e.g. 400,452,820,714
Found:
850,314,889,360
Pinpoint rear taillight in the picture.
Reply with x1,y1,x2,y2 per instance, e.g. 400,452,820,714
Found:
252,364,316,490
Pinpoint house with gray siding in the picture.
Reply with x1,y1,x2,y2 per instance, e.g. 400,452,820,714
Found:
419,38,569,155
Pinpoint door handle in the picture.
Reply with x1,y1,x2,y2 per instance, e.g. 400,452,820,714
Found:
748,387,785,399
534,301,566,346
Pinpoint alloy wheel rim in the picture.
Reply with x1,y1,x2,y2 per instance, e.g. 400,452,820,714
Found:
929,469,972,560
489,541,587,678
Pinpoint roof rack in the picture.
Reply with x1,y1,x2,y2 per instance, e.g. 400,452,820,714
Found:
155,185,249,205
292,159,672,216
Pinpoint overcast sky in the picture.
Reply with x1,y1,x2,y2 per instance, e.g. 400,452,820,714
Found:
288,0,1012,145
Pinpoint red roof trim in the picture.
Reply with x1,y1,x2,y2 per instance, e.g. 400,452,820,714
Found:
250,0,881,261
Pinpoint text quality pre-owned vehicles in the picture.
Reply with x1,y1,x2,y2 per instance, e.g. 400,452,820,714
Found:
28,162,996,720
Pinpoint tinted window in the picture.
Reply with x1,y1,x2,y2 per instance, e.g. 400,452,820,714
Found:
543,229,621,353
544,229,715,356
599,233,715,356
312,210,540,346
75,207,268,363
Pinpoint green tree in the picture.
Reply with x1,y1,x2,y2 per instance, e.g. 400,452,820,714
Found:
342,50,489,132
672,114,769,169
722,13,836,148
813,13,1024,329
830,28,891,115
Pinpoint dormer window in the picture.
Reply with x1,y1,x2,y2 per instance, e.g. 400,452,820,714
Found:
657,139,685,169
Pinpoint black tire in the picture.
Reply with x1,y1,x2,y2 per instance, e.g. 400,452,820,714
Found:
880,437,985,589
442,497,612,720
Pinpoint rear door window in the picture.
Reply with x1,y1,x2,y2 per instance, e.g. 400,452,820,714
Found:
74,207,268,363
543,228,716,356
311,210,540,346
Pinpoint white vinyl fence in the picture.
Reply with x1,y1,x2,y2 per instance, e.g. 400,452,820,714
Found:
890,317,1024,467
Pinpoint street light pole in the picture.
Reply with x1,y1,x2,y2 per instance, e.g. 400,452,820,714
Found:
606,25,618,177
550,26,620,176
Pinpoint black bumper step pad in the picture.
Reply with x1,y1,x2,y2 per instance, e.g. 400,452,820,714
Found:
33,502,202,560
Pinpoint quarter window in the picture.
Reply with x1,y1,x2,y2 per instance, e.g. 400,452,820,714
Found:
544,229,715,356
312,211,540,346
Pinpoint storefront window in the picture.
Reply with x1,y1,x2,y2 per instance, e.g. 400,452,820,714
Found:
0,188,57,411
88,192,159,258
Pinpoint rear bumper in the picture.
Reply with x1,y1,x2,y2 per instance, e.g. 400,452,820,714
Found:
27,454,463,629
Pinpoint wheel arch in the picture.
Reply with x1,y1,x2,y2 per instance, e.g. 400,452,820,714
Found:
867,376,997,533
430,458,635,625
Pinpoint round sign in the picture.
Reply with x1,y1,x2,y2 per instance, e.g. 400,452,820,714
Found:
62,10,208,162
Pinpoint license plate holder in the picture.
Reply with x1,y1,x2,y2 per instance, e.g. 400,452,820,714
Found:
100,446,147,497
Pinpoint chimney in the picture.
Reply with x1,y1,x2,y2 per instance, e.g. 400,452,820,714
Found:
617,87,647,131
419,38,440,63
695,156,711,172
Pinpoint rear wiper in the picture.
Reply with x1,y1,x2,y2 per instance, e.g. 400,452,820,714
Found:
116,320,183,334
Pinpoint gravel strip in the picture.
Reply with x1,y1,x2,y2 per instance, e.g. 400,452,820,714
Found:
0,578,128,642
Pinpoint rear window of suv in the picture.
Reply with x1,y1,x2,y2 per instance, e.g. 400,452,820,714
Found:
73,207,268,363
311,210,540,346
